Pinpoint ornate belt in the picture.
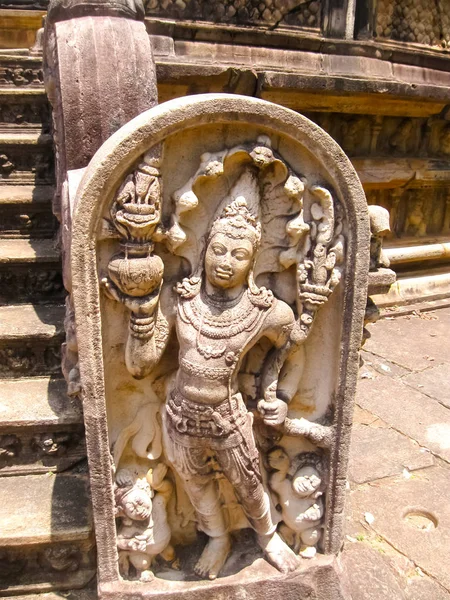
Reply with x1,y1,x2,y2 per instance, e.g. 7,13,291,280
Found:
166,389,247,440
179,357,232,383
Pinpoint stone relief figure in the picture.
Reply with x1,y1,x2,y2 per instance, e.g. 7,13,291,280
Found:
389,118,414,154
405,198,427,237
267,448,324,558
102,138,345,581
368,205,391,270
114,464,176,582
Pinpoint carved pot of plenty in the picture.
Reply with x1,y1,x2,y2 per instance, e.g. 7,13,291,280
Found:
108,249,163,297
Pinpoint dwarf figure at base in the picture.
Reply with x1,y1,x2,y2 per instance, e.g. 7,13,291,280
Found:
115,464,177,581
268,448,324,558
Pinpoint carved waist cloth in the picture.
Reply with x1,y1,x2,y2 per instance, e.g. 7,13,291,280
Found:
166,389,248,449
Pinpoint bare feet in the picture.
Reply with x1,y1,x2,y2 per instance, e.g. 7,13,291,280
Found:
257,531,300,574
194,534,231,580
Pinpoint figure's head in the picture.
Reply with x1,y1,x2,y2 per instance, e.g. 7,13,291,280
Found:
122,486,152,521
205,198,261,290
292,465,322,498
115,475,153,521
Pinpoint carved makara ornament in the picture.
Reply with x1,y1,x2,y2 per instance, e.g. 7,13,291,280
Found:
102,137,346,582
103,148,164,342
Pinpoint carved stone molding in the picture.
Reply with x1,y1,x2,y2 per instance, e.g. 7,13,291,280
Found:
71,94,368,599
145,0,322,30
0,426,86,476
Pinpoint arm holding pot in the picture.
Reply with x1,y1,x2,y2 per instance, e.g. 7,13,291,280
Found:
102,264,175,379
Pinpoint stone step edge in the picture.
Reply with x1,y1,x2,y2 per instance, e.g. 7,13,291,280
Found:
0,185,54,205
0,304,64,341
0,132,52,145
0,376,82,429
0,582,97,600
0,473,92,547
0,238,60,264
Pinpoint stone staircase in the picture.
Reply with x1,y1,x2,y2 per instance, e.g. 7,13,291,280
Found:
0,50,95,596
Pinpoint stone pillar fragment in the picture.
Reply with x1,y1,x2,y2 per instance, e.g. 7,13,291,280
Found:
42,0,158,396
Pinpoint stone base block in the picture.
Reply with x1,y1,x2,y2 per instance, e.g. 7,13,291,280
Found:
100,550,350,600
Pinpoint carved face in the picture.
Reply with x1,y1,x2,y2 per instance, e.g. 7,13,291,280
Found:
292,466,321,498
205,232,254,290
122,489,152,521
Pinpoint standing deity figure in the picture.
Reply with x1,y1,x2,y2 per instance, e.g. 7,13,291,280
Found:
106,198,301,579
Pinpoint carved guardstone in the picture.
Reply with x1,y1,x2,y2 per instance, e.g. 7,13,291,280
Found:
71,95,369,600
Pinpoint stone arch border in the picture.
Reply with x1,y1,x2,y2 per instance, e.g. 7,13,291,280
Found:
71,94,369,589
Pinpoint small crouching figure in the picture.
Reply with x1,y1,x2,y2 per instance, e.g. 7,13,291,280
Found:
268,448,323,558
114,463,177,581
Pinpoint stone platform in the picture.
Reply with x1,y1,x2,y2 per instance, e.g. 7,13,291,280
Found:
344,306,450,600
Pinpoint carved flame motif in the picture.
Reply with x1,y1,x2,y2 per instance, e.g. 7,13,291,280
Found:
111,149,162,244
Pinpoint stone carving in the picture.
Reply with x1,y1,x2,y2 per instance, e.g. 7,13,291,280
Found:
439,125,450,155
362,205,396,353
72,96,369,598
40,545,81,572
0,147,54,184
0,154,15,177
0,102,50,130
0,434,20,459
33,432,73,456
268,449,323,558
0,542,96,592
406,198,427,237
114,465,175,581
375,0,448,48
389,118,414,154
0,343,61,377
368,205,391,270
339,117,371,156
0,269,63,305
3,67,44,87
0,427,86,476
101,136,345,580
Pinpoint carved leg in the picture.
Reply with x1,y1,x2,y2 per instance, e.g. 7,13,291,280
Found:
301,526,321,546
168,441,230,580
299,526,321,558
216,423,299,574
278,523,296,548
160,544,180,570
128,551,154,582
118,551,130,577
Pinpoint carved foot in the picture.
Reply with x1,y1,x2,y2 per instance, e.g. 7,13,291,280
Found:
299,545,317,559
194,534,231,580
257,531,300,574
140,569,155,582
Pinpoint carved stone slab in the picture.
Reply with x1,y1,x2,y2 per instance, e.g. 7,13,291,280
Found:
71,95,369,599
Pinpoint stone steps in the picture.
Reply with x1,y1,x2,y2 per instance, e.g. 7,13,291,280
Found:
0,185,56,238
0,238,63,305
0,377,85,476
0,473,95,596
0,131,54,186
0,53,92,598
0,303,64,378
0,89,50,135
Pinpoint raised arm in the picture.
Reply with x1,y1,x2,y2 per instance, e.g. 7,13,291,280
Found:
102,279,175,379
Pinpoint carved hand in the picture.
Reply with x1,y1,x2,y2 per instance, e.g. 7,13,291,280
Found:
257,398,288,427
101,277,161,317
129,538,147,553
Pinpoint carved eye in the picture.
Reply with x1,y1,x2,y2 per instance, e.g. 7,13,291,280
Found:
211,243,227,256
232,249,250,261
